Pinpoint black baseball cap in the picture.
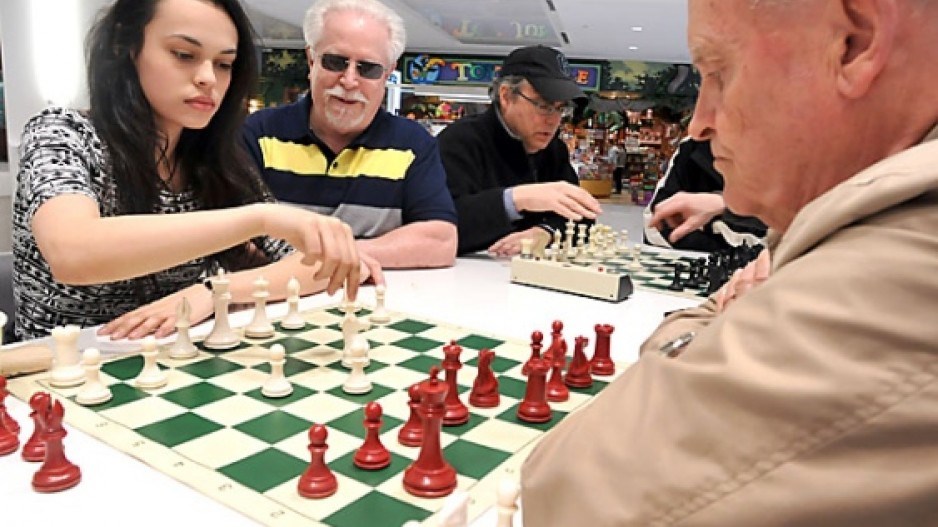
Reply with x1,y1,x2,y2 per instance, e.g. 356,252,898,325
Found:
499,45,586,103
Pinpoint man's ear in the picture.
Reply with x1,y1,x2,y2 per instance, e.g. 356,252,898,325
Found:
305,46,314,65
836,0,899,98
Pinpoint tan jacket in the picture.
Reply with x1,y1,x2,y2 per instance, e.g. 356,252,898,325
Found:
521,125,938,526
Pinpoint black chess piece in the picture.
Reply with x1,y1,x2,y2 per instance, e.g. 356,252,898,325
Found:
667,262,684,291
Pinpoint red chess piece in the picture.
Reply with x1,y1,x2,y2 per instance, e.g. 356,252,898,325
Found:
517,354,552,423
403,367,457,498
542,320,564,364
22,391,50,462
31,397,81,492
0,376,21,434
397,383,423,447
441,341,469,426
521,330,544,376
564,336,593,388
468,349,499,408
297,424,338,498
354,401,391,470
590,324,616,376
546,340,569,402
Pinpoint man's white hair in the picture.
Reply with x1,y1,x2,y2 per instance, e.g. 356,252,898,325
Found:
303,0,407,66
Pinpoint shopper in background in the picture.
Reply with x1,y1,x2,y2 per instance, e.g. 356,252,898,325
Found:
438,45,602,257
242,0,457,269
523,0,938,524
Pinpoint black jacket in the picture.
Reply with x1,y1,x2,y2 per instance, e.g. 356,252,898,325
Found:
438,106,579,255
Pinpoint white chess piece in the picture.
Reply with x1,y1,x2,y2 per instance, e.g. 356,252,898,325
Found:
135,336,168,389
245,276,275,338
369,284,391,324
341,338,371,394
281,277,305,330
438,489,469,527
261,344,293,398
341,291,360,314
204,269,240,349
49,325,84,388
75,348,112,406
341,312,370,368
496,477,521,527
168,297,198,360
628,242,645,271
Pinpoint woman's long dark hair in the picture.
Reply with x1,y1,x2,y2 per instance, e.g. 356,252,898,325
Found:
85,0,269,275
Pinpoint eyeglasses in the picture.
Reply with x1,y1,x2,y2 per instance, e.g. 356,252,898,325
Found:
513,89,575,118
317,53,386,80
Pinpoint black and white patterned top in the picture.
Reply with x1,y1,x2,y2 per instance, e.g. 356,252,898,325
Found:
12,107,294,341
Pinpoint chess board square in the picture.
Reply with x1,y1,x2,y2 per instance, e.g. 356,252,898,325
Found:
99,396,187,429
173,427,269,469
366,365,428,392
71,382,148,410
386,319,434,334
443,439,511,480
160,381,235,409
364,327,412,345
177,356,244,379
323,490,431,527
568,377,610,396
266,471,373,522
325,337,383,351
496,376,528,399
396,355,440,375
330,449,411,487
324,358,389,376
192,393,273,427
326,307,372,317
457,335,505,351
327,404,404,440
235,410,311,444
440,412,486,436
460,419,542,453
294,327,342,345
263,336,317,354
277,392,360,428
196,339,251,353
369,344,424,367
273,320,311,332
252,355,318,377
218,447,306,493
496,403,569,432
464,354,521,374
137,412,224,448
102,355,152,381
243,384,316,408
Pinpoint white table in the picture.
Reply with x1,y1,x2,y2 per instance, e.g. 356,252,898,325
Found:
0,255,697,526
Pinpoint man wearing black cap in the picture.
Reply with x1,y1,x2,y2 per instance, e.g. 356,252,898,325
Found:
437,45,602,256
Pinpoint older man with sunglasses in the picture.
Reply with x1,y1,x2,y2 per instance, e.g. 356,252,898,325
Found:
243,0,457,271
438,45,603,256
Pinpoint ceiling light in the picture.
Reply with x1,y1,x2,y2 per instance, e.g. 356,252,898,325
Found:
631,26,643,32
629,46,639,50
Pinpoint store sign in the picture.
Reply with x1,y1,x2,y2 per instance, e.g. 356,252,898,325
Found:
403,54,599,91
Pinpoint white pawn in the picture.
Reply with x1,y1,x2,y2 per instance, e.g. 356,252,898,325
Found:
261,344,293,398
341,312,370,369
50,325,85,388
281,277,305,330
204,269,240,350
75,348,112,406
245,276,275,338
438,489,469,527
369,284,391,324
341,338,371,394
496,477,521,527
168,297,198,360
135,336,168,389
628,242,645,271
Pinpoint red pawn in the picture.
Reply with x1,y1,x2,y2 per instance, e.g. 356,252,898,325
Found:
403,367,457,498
564,336,593,388
521,330,544,376
297,424,338,498
441,341,469,426
468,349,499,408
1,376,20,434
546,340,569,402
517,354,552,423
22,391,50,462
397,384,423,447
32,396,81,492
354,402,391,470
590,324,616,376
542,320,564,364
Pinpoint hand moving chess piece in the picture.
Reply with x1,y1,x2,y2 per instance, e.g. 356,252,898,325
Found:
261,344,293,398
135,336,168,390
353,401,391,470
167,298,198,360
75,348,112,406
204,269,240,350
280,277,306,330
469,349,499,408
49,325,84,388
297,424,338,498
245,276,275,338
31,394,81,492
403,367,457,498
369,284,391,324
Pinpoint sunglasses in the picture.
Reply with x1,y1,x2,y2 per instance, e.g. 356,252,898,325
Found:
317,53,386,80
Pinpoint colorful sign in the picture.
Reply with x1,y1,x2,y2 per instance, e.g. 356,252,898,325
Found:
402,54,600,92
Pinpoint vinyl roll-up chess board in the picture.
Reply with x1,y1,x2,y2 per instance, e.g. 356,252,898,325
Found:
6,306,624,526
